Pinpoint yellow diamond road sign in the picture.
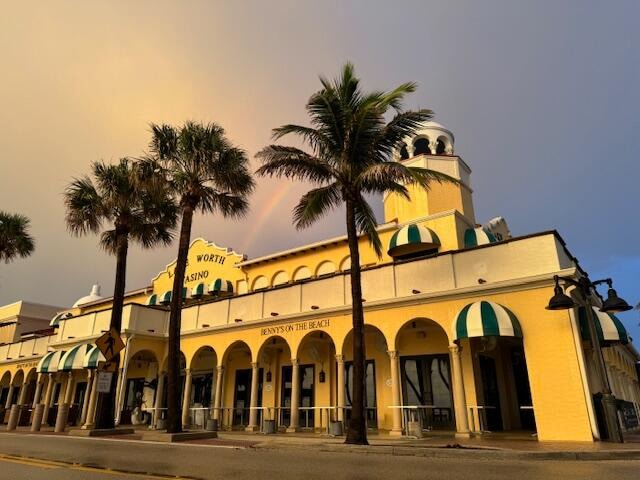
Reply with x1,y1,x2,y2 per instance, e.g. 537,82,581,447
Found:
95,327,125,362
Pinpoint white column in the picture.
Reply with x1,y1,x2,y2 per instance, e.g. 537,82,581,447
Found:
82,370,100,429
64,372,75,404
79,371,93,426
41,374,55,426
4,385,14,409
213,366,224,422
114,367,125,425
388,350,403,436
181,369,193,429
153,372,165,428
247,362,260,431
449,344,470,437
17,379,29,406
336,355,345,422
287,359,300,432
32,374,44,408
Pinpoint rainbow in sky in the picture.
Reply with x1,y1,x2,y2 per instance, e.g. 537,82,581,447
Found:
240,182,294,253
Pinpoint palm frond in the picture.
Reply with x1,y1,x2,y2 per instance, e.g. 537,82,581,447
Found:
0,211,35,263
352,196,382,257
292,183,342,230
256,146,334,183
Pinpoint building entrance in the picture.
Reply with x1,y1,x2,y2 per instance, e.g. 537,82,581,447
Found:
479,355,503,431
281,364,315,428
345,360,377,428
233,368,262,427
400,355,454,430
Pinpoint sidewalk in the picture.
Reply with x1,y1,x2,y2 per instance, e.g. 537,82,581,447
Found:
4,425,640,461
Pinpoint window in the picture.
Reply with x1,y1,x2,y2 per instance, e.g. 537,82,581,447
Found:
413,138,430,156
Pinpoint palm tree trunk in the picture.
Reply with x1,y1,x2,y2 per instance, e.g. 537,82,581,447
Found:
96,229,128,429
344,198,368,445
166,204,194,433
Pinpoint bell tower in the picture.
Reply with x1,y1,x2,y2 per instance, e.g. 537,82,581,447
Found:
383,121,476,225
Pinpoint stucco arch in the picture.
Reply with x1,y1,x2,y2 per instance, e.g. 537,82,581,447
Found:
24,368,37,382
315,260,336,277
295,330,337,360
12,370,24,386
341,324,388,360
413,136,431,156
339,256,351,272
160,351,186,372
0,371,11,386
393,317,450,354
221,340,252,365
252,275,268,291
189,345,217,372
257,335,292,366
293,266,312,282
271,270,290,287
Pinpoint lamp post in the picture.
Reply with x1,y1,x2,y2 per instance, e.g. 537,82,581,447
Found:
546,275,632,443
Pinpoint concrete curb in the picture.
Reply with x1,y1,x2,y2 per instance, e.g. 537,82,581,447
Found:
252,441,640,461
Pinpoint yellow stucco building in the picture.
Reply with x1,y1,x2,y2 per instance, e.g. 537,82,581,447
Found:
0,121,638,442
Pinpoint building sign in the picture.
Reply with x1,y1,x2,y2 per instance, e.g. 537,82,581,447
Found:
97,371,113,393
151,238,245,294
261,319,330,336
15,361,38,369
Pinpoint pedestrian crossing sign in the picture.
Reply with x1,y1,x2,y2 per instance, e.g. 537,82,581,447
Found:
95,327,125,362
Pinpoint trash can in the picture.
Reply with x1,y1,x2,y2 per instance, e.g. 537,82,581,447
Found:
329,421,343,436
156,418,167,430
263,419,276,434
206,419,218,431
407,420,423,438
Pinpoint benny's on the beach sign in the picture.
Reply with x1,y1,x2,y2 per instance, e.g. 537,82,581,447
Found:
151,238,245,294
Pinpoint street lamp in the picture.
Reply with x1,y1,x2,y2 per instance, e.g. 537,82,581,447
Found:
546,275,632,443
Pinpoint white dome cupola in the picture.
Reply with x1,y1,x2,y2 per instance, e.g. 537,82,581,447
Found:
72,284,104,307
398,120,455,160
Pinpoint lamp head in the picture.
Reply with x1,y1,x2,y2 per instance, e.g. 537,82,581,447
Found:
601,287,633,313
546,277,575,310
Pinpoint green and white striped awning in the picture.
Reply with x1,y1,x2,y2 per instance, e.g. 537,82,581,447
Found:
37,350,65,373
388,223,441,257
208,279,233,294
147,294,157,306
159,288,188,305
192,283,205,298
59,344,92,371
464,227,497,248
50,311,71,327
578,307,629,345
159,291,172,305
453,301,523,341
83,345,106,369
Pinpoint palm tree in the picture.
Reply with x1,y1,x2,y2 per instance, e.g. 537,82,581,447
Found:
256,63,457,444
147,121,255,433
0,211,35,263
64,158,177,428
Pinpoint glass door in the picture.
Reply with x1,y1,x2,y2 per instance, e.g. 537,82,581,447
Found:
479,355,503,431
280,365,314,428
400,355,453,430
344,360,377,428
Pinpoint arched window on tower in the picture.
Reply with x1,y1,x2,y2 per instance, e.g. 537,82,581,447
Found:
436,139,446,155
399,145,409,160
413,138,430,156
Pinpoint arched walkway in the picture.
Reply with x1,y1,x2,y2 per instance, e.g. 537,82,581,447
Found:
121,349,159,426
394,318,454,431
342,325,388,430
184,346,218,428
220,341,252,429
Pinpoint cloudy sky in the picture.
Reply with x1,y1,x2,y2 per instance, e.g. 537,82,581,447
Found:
0,1,638,340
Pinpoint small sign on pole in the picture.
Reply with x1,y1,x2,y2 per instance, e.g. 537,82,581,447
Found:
98,361,117,372
97,371,113,393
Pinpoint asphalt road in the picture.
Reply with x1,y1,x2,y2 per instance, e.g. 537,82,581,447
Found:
0,433,638,480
